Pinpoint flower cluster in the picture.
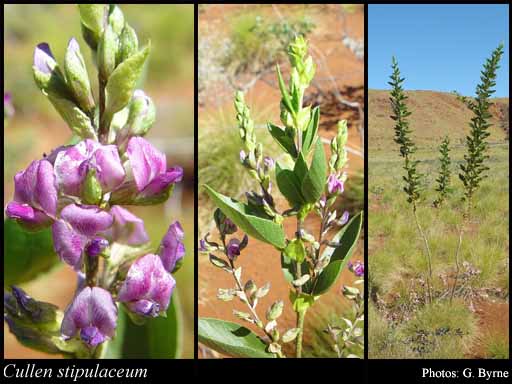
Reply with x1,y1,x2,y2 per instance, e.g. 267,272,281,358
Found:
4,5,185,356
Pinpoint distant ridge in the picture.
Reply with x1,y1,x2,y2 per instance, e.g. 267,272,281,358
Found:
369,89,509,150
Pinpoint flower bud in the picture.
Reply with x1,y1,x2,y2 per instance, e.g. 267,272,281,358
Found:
78,5,106,39
85,237,109,258
116,90,155,148
108,5,125,35
348,260,364,277
266,300,284,321
118,254,175,317
64,38,95,113
33,43,66,92
338,211,350,226
5,159,57,230
61,286,117,347
98,24,118,80
4,287,64,354
81,168,103,205
158,221,185,273
327,173,344,195
118,23,138,64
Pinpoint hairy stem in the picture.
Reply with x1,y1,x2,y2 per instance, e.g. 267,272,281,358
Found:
412,206,433,304
296,308,306,358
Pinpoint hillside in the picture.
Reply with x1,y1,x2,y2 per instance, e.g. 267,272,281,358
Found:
369,89,509,150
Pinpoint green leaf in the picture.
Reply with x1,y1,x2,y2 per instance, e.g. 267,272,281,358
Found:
276,65,293,114
267,123,297,157
105,45,150,116
283,238,306,263
293,152,308,182
275,163,304,206
204,185,286,249
198,318,274,358
105,289,183,358
313,212,363,296
281,253,311,291
77,4,106,36
301,139,327,203
302,106,319,154
4,219,59,287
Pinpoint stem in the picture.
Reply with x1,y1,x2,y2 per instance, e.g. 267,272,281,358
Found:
85,254,99,287
295,308,306,358
97,7,110,144
412,206,433,304
450,199,470,303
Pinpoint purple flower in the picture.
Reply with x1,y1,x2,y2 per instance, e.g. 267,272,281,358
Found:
61,287,117,347
263,156,275,170
5,159,57,230
117,254,175,317
348,260,364,277
159,221,185,273
85,237,109,258
339,211,350,226
4,92,14,118
226,235,248,260
239,150,246,163
53,139,125,196
327,173,344,195
103,205,149,245
52,204,113,269
199,239,208,252
33,43,57,76
111,137,183,204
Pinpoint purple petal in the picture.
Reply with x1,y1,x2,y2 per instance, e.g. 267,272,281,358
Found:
90,287,117,338
60,204,113,237
159,221,185,273
61,286,92,338
118,254,174,315
140,166,183,198
54,140,98,196
52,219,88,269
80,326,106,347
339,211,350,226
5,202,52,229
126,137,166,192
33,43,56,75
91,145,125,192
105,206,149,245
13,159,57,217
85,237,109,257
126,299,160,317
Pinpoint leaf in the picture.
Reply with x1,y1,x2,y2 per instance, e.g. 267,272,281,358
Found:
106,289,183,358
276,65,293,114
312,212,363,296
301,106,319,154
301,139,327,203
204,185,286,249
198,318,274,358
4,219,60,287
276,164,304,207
267,123,297,158
293,152,308,182
105,45,150,116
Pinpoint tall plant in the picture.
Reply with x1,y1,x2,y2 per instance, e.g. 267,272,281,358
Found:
433,135,452,208
389,57,433,303
450,43,504,301
199,36,363,358
4,4,186,358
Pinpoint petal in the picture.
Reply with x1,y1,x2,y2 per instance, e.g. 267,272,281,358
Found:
149,265,175,312
33,43,56,75
106,205,149,245
117,254,154,302
140,166,183,198
127,137,166,191
90,287,117,338
61,286,92,338
80,326,106,347
5,202,53,230
13,160,39,205
159,221,185,273
52,219,88,269
60,204,113,237
126,299,159,317
34,159,58,216
91,145,125,192
54,140,98,196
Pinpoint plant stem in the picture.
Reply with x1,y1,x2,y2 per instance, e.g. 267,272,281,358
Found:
450,200,470,303
296,308,306,358
98,7,110,144
412,206,433,304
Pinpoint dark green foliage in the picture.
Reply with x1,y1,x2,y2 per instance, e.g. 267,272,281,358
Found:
389,57,422,206
433,136,452,208
458,44,504,203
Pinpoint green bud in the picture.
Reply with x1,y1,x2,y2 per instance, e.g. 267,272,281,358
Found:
118,24,138,64
284,238,306,263
120,90,156,140
82,168,103,205
78,4,106,37
64,38,95,113
266,300,284,321
244,279,257,298
81,22,99,51
108,5,125,35
281,327,300,343
288,35,308,67
98,24,118,80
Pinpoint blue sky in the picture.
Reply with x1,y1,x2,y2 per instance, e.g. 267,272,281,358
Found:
368,4,509,97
